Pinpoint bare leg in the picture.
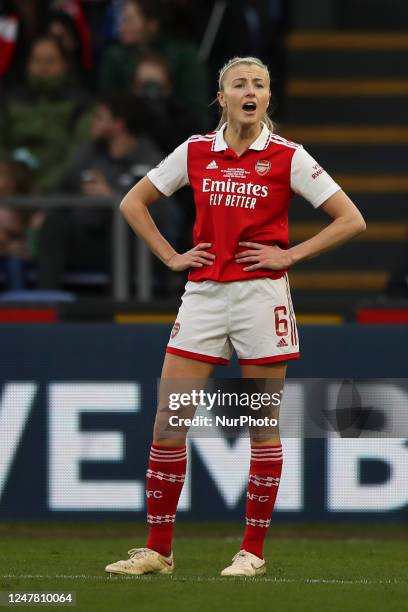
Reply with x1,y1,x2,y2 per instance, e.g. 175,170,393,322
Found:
153,352,216,446
240,361,287,446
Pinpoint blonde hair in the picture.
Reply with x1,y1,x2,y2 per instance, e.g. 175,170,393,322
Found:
216,56,274,132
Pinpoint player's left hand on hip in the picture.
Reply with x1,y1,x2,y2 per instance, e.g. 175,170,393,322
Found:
235,242,292,271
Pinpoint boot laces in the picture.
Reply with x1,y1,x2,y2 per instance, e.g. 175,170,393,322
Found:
231,551,251,567
127,547,151,559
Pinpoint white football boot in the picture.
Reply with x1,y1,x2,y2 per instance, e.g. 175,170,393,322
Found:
221,550,266,577
105,547,174,576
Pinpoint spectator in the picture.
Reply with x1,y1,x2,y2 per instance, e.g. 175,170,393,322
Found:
46,11,89,86
59,93,162,197
37,92,181,294
0,34,91,193
0,0,52,85
50,0,94,70
0,157,35,290
132,52,197,154
99,0,209,130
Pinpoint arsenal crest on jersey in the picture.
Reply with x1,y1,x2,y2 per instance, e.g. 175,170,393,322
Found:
255,160,271,176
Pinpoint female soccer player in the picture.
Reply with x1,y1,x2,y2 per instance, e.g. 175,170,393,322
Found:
105,56,366,577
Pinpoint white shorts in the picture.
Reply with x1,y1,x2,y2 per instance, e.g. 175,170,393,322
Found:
167,275,300,365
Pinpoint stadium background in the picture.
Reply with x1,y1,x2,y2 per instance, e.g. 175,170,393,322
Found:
0,1,407,610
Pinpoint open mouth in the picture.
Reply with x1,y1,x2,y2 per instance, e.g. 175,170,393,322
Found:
242,102,257,113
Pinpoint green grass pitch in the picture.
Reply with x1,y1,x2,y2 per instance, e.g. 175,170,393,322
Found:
0,522,406,612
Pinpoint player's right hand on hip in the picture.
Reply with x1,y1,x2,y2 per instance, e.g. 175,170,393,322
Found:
167,243,215,271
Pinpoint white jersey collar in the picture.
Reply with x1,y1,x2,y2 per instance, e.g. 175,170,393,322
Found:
214,122,270,152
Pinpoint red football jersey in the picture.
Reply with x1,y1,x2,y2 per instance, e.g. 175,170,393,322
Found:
147,123,340,282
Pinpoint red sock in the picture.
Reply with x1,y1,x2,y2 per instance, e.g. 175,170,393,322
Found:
145,444,187,557
241,444,283,559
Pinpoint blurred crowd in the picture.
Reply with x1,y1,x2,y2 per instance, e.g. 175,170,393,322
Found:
0,0,289,296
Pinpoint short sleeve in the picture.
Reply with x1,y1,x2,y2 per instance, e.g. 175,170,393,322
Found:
147,140,189,196
290,147,341,208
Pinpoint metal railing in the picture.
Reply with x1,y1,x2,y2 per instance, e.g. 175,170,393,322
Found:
0,195,153,301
